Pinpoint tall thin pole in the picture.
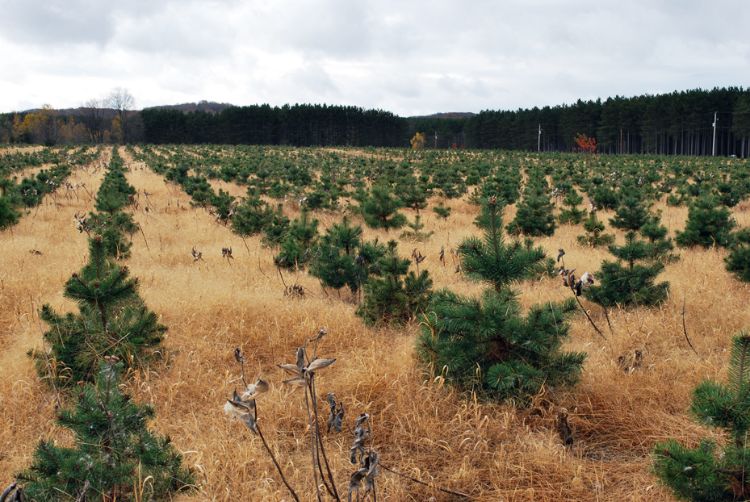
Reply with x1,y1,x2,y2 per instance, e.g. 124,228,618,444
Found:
712,111,718,157
537,124,541,152
434,131,438,149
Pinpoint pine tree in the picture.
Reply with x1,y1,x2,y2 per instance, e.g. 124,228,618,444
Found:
419,289,585,404
641,214,676,262
231,195,272,236
357,241,432,326
432,202,451,221
459,198,546,291
418,196,585,404
609,188,649,232
558,188,587,225
18,361,193,500
676,195,736,248
653,332,750,501
726,228,750,283
507,170,556,237
585,231,669,307
87,211,139,259
309,217,384,295
274,210,319,270
261,204,290,248
0,195,19,230
576,210,615,247
35,237,165,386
360,184,406,231
400,214,434,242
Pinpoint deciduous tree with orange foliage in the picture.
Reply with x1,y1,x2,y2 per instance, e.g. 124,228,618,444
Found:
574,133,597,153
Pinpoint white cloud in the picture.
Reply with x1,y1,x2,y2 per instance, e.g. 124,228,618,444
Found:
0,0,748,115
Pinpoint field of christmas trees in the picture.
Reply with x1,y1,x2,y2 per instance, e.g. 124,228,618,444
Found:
1,144,750,500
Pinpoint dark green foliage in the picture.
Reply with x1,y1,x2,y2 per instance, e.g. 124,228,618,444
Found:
726,228,750,282
95,150,136,214
231,196,272,236
419,289,585,404
459,198,546,291
357,241,432,325
87,211,139,259
432,202,451,220
610,189,649,231
641,214,677,261
585,232,669,307
0,195,19,229
577,211,615,247
507,170,556,237
400,214,434,242
274,210,319,270
18,362,193,501
398,178,428,213
360,184,407,231
262,204,291,247
676,195,736,248
558,188,586,225
418,195,583,405
309,217,385,294
653,333,750,501
35,238,165,386
591,184,618,210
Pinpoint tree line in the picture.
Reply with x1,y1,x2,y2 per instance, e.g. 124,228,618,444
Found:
2,87,749,156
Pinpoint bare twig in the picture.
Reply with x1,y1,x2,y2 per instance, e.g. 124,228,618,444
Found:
573,295,607,341
682,296,699,357
380,464,474,499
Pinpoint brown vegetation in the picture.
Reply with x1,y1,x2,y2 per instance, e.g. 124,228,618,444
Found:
1,147,749,500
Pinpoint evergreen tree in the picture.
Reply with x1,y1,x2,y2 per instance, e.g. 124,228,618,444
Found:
610,188,649,232
576,211,615,247
459,198,546,291
0,195,19,229
585,231,669,307
360,184,407,231
357,241,432,325
653,332,750,501
726,228,750,283
507,170,556,237
432,202,451,221
309,217,384,295
419,289,585,404
18,361,193,500
87,211,139,259
558,188,587,225
399,214,434,242
418,196,585,404
398,178,428,214
261,203,290,247
676,195,736,248
641,214,676,262
274,210,319,270
35,237,165,386
231,195,272,236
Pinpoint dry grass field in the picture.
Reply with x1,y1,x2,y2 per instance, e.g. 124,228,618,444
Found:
1,147,750,501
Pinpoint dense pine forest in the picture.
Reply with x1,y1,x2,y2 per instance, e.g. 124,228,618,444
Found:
1,87,749,156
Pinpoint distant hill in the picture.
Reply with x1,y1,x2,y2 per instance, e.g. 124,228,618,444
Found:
409,112,476,120
144,101,233,114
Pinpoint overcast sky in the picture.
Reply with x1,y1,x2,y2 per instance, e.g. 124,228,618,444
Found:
0,0,748,115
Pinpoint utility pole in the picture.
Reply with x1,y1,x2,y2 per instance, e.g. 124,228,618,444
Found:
434,131,438,149
537,124,542,152
712,111,718,157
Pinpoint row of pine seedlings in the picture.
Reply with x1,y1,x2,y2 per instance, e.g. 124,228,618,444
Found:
3,148,193,501
127,145,750,501
0,147,100,231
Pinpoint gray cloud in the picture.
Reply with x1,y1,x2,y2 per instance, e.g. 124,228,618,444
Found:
0,0,748,115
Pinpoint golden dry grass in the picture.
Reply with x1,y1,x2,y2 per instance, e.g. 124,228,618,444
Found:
1,147,749,501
